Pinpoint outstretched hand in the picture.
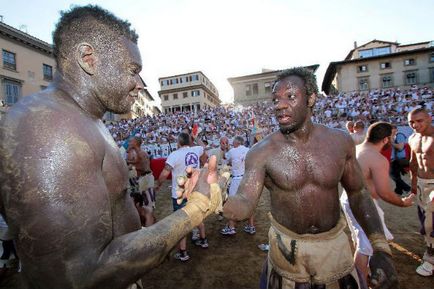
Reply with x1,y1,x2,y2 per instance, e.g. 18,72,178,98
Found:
368,251,399,289
184,155,219,199
174,155,229,212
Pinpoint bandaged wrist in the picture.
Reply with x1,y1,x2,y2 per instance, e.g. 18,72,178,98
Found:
369,233,392,256
181,195,208,227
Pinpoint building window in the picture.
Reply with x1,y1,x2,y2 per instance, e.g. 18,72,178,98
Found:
245,84,252,96
405,71,417,85
430,68,434,82
3,79,21,105
191,90,200,97
43,64,53,81
2,50,16,70
359,46,391,58
380,62,391,69
264,82,271,93
357,65,368,73
430,52,434,62
382,75,393,88
163,95,168,101
358,78,369,90
173,93,178,100
252,83,258,95
404,58,415,66
183,92,188,98
191,74,199,81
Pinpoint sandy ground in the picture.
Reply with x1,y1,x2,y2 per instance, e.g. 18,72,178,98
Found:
1,177,433,289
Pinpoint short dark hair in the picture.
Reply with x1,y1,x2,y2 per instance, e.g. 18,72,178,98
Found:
274,67,318,97
178,132,191,147
354,120,365,129
234,136,244,145
53,5,138,69
366,121,392,144
409,107,429,117
133,136,142,146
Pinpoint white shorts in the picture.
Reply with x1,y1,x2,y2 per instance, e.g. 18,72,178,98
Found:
228,176,242,196
340,191,393,257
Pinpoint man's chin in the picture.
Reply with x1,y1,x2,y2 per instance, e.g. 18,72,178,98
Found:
279,124,297,135
107,105,131,115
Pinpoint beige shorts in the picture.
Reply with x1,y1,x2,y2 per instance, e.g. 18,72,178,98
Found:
267,214,360,288
416,178,434,262
138,173,156,210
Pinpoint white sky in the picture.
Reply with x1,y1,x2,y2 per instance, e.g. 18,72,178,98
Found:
1,0,433,104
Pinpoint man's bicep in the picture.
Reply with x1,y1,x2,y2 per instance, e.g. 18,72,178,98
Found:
239,152,266,199
341,148,364,195
371,159,392,197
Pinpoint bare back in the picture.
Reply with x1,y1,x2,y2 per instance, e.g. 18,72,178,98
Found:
356,143,389,199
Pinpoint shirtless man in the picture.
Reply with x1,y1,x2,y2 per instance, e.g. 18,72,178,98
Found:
0,5,222,289
200,67,399,288
407,108,434,276
127,136,155,226
341,122,414,284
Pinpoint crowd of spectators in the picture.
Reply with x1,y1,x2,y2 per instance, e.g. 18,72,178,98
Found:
107,102,278,157
313,85,432,128
106,85,432,158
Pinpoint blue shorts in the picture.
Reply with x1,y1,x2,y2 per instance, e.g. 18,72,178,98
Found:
172,198,187,211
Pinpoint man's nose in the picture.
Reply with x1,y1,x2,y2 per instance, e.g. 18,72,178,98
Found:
135,75,144,92
275,99,289,110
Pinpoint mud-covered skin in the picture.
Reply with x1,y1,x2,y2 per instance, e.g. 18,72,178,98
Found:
0,16,215,289
222,74,398,288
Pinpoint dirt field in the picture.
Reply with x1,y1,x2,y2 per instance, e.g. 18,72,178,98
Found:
1,178,433,289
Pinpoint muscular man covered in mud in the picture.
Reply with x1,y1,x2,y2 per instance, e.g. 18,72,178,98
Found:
0,5,223,289
220,68,398,288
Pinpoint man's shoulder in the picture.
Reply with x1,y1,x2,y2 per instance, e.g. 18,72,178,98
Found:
358,145,388,166
315,124,351,143
4,90,84,129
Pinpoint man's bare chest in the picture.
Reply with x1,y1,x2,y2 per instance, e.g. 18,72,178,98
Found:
101,142,129,198
265,147,345,190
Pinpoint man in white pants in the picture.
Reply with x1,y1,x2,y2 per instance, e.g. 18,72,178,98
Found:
157,132,209,261
341,122,414,286
220,136,254,235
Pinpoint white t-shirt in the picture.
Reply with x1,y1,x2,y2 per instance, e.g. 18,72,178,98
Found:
166,146,204,198
226,145,249,177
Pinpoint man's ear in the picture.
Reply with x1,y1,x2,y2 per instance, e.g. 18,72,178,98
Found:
77,43,96,75
307,93,316,108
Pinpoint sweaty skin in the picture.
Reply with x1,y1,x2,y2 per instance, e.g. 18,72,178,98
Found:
222,75,398,288
408,110,434,188
127,138,151,176
0,15,219,289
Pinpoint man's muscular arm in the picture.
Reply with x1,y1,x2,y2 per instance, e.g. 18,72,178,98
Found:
223,148,266,221
371,157,414,207
341,137,398,289
157,164,172,190
408,136,418,194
